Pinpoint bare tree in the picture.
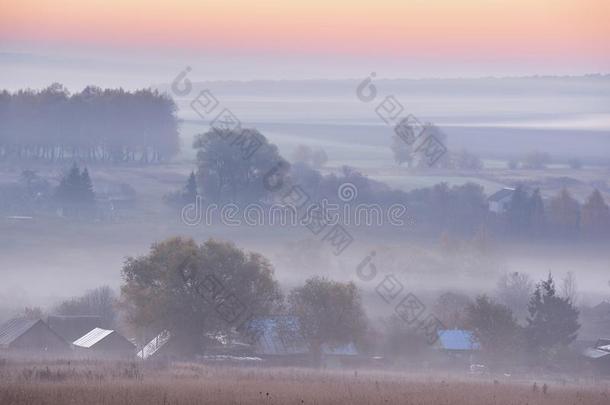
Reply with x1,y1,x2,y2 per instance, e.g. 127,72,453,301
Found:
55,286,118,328
561,272,578,305
495,272,534,323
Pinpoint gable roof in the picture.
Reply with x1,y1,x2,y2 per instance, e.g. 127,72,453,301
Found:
488,187,515,202
0,318,39,348
437,330,480,351
73,328,114,348
137,330,171,360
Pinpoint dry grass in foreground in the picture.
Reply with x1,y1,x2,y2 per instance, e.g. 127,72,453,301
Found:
1,360,609,405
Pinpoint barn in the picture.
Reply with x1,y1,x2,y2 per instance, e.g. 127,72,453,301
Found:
73,328,136,357
0,318,70,353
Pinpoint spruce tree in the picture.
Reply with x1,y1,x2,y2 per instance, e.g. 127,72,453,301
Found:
507,185,530,234
549,189,580,237
528,188,545,236
184,171,198,203
581,189,609,237
56,163,82,203
80,167,95,204
525,273,580,362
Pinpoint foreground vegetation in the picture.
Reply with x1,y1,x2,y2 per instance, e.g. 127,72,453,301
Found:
1,360,609,405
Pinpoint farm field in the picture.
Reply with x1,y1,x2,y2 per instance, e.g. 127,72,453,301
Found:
1,360,609,405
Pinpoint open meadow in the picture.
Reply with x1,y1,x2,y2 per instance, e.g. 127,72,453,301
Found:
1,359,609,405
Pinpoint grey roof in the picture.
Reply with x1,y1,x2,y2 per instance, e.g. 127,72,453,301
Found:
73,328,114,348
0,318,39,348
488,187,515,202
137,330,171,360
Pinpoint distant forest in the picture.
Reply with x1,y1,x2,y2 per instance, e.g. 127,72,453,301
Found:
0,83,179,163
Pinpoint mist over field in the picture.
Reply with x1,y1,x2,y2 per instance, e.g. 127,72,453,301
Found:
2,1,610,403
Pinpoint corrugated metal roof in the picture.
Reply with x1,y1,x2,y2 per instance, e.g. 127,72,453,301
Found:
438,330,480,351
0,318,39,348
137,330,171,360
73,328,114,348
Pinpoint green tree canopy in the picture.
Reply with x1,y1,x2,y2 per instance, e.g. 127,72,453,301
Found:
193,128,287,204
288,277,367,365
549,188,580,237
466,295,522,367
120,237,283,355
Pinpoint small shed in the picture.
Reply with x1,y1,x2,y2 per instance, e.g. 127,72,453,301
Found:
73,328,135,357
0,318,70,352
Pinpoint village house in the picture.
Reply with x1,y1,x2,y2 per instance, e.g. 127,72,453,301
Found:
248,316,362,366
436,329,480,367
0,318,70,353
249,316,309,365
488,187,515,214
73,328,135,358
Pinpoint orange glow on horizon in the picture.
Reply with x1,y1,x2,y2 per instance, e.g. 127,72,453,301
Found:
1,0,609,64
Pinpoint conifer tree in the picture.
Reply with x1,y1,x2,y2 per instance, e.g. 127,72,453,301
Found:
525,273,580,361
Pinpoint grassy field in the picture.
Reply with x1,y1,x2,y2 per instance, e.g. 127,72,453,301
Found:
1,359,609,405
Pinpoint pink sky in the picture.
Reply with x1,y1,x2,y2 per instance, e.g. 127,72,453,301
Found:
1,0,609,80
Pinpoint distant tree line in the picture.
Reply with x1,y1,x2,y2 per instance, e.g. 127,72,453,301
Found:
172,127,609,240
504,186,610,239
0,83,179,163
54,286,117,329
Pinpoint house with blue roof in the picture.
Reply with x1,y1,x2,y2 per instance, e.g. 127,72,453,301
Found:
246,316,361,366
437,330,480,352
436,329,480,365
